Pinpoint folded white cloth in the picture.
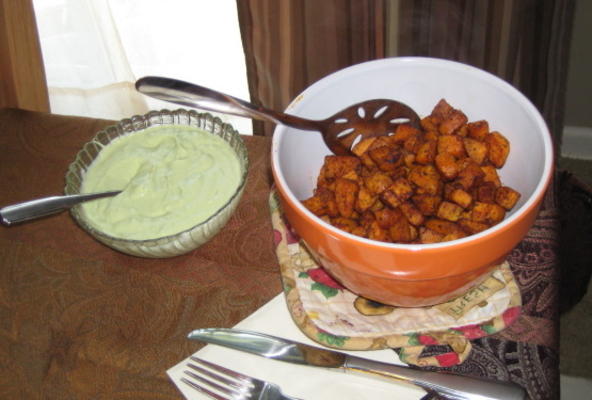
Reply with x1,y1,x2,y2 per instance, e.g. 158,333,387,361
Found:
167,293,425,399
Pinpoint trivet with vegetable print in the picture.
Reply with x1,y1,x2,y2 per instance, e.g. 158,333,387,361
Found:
269,190,522,367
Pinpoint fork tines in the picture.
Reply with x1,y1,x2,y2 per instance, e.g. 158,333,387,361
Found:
181,356,255,400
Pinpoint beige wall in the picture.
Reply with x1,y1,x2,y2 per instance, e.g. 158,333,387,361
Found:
564,0,592,128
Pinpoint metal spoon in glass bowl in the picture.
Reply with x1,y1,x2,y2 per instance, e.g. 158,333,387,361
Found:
135,76,421,156
0,191,121,226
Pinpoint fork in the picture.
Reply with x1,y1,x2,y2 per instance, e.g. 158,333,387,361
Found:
181,356,301,400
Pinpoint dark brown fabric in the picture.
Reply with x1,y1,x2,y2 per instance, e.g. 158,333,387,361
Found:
237,0,386,136
237,0,575,152
395,0,576,153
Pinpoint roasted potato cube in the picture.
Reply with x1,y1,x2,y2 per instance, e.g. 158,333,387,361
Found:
455,159,485,190
390,177,415,201
364,172,393,194
415,139,438,165
334,178,359,218
355,186,377,213
368,146,404,172
431,99,454,121
425,218,465,236
481,165,502,187
392,124,421,144
439,109,468,135
331,217,360,234
374,208,403,229
437,201,464,222
419,227,445,243
412,193,442,216
403,134,422,153
352,137,377,156
400,201,425,226
467,120,489,140
302,196,327,217
420,116,439,132
485,131,510,168
441,231,468,242
435,153,459,180
476,182,497,204
463,137,489,165
367,220,390,242
389,217,418,243
495,186,521,210
318,156,361,187
409,165,442,195
446,186,472,209
438,134,466,158
316,187,339,217
381,190,402,208
471,202,506,224
458,218,490,234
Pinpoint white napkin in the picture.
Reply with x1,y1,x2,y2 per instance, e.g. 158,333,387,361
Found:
167,293,425,399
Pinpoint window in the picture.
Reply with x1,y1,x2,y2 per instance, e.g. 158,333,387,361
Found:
33,0,252,134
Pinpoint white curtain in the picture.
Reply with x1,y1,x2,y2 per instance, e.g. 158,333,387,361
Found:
33,0,252,134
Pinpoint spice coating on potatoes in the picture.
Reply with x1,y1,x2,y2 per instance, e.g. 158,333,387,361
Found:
302,99,521,244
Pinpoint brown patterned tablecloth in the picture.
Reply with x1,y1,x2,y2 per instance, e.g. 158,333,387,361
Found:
0,108,559,399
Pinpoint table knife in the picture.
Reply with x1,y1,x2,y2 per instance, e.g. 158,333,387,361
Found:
187,328,526,400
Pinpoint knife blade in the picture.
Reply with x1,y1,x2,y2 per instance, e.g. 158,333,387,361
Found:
187,328,525,400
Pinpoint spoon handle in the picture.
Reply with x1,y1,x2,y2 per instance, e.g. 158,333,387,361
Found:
0,191,121,226
135,76,321,131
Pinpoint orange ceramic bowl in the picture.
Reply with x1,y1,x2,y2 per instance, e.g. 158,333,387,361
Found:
271,57,553,307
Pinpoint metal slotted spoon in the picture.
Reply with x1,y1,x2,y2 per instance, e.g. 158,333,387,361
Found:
135,76,420,156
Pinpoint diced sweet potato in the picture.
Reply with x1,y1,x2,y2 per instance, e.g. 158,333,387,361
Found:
446,186,473,209
463,137,489,165
455,159,485,190
355,186,377,213
476,182,497,204
458,218,490,234
409,165,442,195
415,139,438,165
495,186,521,210
392,124,421,144
420,116,439,132
481,165,501,187
425,218,465,236
467,120,489,140
470,202,506,224
367,220,390,242
403,134,422,153
374,208,404,229
316,187,339,217
400,201,425,226
390,177,415,201
412,194,442,216
430,99,454,121
302,196,326,217
419,227,445,244
364,171,393,194
334,178,359,218
435,153,459,180
485,131,510,168
437,201,464,222
389,217,418,243
318,156,361,187
439,109,468,135
352,137,377,156
331,217,360,234
368,146,404,172
438,134,466,158
381,190,402,208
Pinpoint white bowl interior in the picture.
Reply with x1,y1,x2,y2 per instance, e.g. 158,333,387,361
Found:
272,57,553,247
